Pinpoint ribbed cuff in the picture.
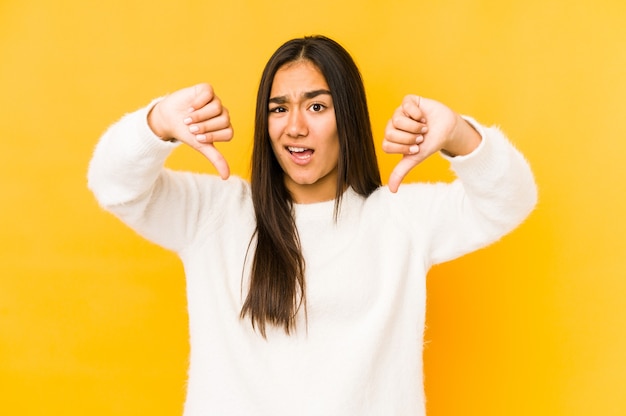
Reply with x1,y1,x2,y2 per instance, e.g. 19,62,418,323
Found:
444,117,513,187
128,97,181,158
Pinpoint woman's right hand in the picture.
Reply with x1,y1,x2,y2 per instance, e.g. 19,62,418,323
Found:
148,83,234,179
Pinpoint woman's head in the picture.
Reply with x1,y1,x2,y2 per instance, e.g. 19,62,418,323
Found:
267,60,341,203
252,35,381,205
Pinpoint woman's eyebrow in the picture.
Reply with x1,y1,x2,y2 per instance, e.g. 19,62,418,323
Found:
303,89,332,99
269,89,332,104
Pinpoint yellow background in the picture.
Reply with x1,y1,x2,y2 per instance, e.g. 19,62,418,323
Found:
1,0,625,414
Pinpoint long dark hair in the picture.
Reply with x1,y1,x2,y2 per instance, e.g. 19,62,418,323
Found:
241,35,381,336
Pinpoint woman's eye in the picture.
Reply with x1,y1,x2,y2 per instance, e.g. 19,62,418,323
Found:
269,107,286,113
311,103,324,112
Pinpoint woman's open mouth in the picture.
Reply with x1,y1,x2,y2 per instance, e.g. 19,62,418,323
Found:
287,146,314,161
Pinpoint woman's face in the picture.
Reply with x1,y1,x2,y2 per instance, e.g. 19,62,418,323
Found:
268,60,340,204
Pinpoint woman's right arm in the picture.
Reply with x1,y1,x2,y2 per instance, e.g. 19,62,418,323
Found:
87,84,235,252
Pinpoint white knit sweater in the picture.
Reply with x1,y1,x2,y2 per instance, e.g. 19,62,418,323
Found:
88,102,537,416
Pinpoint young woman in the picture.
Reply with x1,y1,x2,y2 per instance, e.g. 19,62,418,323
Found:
88,35,537,415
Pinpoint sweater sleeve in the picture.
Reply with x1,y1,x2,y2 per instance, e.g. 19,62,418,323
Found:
87,101,244,253
394,117,538,266
87,99,177,206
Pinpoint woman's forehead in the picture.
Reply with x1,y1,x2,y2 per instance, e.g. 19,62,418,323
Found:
270,61,330,97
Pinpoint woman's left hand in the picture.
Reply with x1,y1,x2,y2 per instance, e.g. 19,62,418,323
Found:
382,95,482,193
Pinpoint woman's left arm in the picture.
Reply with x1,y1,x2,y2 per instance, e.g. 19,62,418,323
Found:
383,95,538,263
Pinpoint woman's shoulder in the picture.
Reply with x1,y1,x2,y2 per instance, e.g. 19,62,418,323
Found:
185,173,252,203
365,182,449,206
359,182,455,227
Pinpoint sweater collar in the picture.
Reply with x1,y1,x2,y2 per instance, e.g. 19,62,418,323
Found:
292,187,362,220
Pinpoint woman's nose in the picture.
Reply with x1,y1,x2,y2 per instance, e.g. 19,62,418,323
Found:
286,110,308,138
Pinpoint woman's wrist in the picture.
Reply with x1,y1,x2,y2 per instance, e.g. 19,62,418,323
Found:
147,101,173,141
441,114,482,157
